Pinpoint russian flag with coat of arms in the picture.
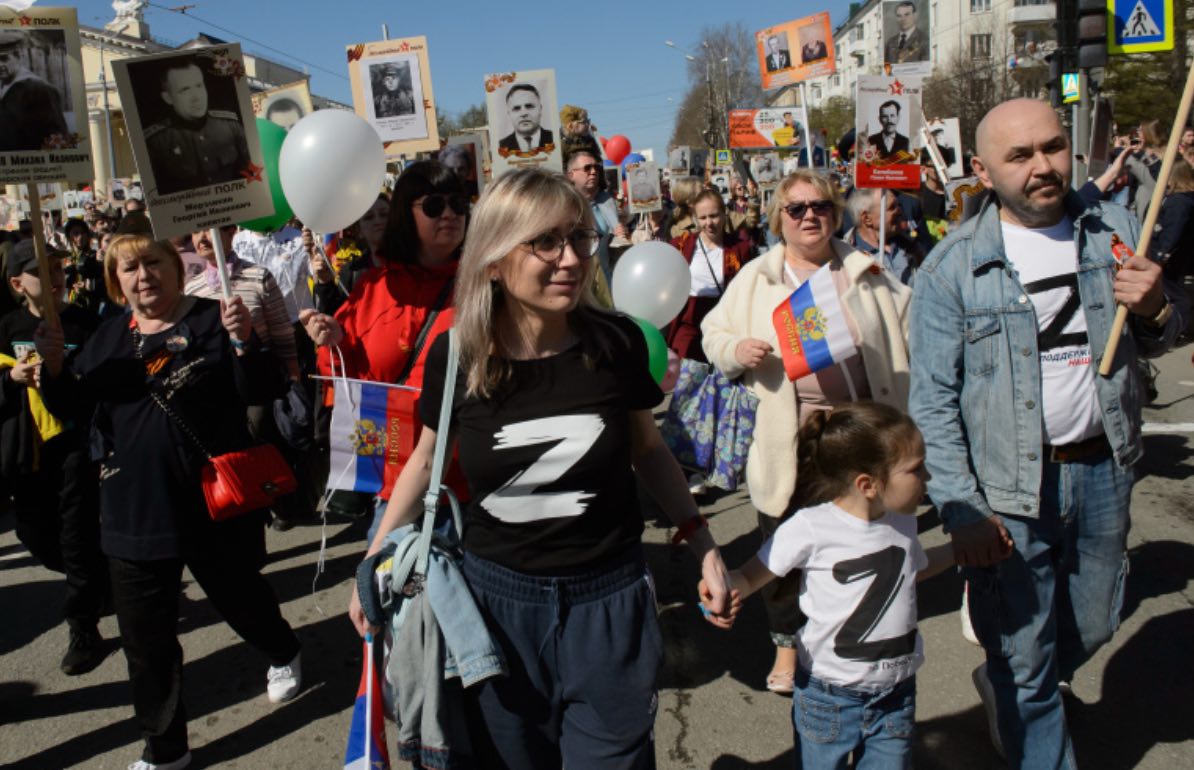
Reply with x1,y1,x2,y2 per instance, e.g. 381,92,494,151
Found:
327,380,417,495
771,264,858,381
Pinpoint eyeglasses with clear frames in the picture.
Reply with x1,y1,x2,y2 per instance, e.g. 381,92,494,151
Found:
524,229,600,263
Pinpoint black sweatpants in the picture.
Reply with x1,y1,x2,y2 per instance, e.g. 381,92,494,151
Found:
9,435,107,630
108,514,300,764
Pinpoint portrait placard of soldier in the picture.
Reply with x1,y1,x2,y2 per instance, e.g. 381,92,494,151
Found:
251,80,314,132
749,152,782,190
112,43,274,240
882,0,932,76
441,135,484,200
855,74,923,190
485,69,562,178
0,7,92,185
348,36,440,156
668,146,690,173
626,160,661,214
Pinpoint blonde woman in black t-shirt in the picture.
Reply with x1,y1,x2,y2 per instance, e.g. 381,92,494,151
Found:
351,168,734,769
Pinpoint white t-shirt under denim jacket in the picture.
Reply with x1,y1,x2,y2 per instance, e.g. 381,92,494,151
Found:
758,501,928,691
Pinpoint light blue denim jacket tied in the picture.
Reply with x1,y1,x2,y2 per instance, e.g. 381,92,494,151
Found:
909,192,1186,532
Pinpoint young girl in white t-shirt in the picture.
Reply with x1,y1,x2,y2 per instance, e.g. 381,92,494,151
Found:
700,401,1012,768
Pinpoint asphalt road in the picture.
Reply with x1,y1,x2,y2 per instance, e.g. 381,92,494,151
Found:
2,344,1192,769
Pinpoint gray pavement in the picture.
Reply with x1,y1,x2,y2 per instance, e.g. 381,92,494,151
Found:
2,343,1193,769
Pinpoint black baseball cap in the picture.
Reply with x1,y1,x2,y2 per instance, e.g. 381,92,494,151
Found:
6,239,65,279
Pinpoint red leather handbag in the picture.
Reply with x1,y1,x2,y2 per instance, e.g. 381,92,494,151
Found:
201,444,298,522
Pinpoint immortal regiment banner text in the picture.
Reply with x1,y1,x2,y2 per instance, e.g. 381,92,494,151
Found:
0,6,92,184
112,43,274,239
347,35,440,156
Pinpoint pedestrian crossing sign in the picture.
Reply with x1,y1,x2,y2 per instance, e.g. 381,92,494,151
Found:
1062,73,1081,104
1108,0,1173,54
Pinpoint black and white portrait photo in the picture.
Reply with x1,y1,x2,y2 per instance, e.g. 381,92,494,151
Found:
0,29,69,153
798,24,829,64
121,52,250,196
763,32,792,73
668,146,690,172
485,69,562,176
626,161,661,214
883,0,931,70
867,100,911,161
265,97,304,131
253,80,313,131
498,83,553,154
112,43,273,239
750,153,782,189
441,135,484,200
370,61,415,118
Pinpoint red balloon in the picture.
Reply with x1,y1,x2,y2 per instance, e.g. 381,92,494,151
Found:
605,135,631,165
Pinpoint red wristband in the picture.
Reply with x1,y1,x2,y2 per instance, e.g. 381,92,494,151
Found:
672,514,708,545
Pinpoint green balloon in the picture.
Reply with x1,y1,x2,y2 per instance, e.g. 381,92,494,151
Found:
631,316,669,385
240,118,295,233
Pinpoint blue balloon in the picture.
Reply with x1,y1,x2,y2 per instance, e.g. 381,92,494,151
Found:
603,159,617,167
620,153,647,172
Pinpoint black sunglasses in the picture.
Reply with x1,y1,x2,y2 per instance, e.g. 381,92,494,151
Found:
782,200,835,219
415,194,469,218
570,162,603,175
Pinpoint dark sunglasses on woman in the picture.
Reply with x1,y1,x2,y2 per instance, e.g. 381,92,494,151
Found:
415,194,470,218
782,200,835,219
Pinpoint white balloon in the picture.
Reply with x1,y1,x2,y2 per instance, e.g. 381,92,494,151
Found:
611,241,691,328
279,110,386,234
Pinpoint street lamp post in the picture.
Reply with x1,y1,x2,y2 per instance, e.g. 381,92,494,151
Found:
665,40,719,149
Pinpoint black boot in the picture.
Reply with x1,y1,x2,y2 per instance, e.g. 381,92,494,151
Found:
60,625,106,676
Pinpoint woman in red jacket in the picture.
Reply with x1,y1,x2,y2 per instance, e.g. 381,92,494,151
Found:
300,161,468,538
666,189,754,363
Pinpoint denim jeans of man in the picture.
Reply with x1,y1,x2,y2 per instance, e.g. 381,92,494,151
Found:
792,669,915,770
965,454,1132,770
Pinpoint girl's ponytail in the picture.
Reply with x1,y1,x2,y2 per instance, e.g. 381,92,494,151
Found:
793,402,921,506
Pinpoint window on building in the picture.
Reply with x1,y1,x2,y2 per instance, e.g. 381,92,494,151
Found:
971,33,993,59
832,74,841,87
852,25,864,42
971,0,992,12
812,86,823,101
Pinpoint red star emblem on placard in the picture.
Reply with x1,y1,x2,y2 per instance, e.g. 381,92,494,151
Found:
240,162,264,183
889,79,905,95
18,15,32,26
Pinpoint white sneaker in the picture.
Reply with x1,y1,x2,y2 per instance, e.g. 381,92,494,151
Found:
972,663,1005,758
961,583,980,646
128,751,192,770
267,652,302,704
687,473,707,496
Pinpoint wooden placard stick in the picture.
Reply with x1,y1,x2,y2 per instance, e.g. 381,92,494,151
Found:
1098,58,1194,376
25,184,60,330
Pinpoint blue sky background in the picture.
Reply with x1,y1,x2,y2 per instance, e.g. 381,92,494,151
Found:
74,0,841,159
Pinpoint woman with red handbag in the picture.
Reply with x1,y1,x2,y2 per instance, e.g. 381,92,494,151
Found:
300,161,469,539
37,233,301,770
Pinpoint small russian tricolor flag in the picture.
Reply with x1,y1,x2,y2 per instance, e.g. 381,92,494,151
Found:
344,637,391,770
327,380,416,495
771,264,858,381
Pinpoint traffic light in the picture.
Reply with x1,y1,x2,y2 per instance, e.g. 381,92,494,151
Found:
1047,51,1063,108
1076,0,1108,68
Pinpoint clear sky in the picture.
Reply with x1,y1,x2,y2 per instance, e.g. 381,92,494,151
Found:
74,0,840,159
